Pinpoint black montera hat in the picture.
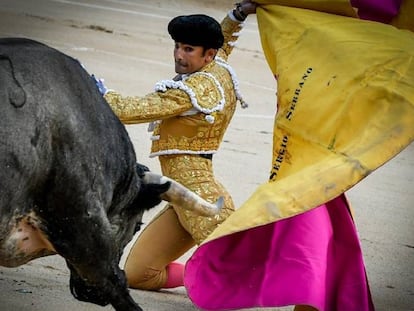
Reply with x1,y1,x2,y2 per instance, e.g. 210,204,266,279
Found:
168,14,224,49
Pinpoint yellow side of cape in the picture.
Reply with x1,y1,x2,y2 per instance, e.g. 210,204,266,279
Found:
204,3,414,243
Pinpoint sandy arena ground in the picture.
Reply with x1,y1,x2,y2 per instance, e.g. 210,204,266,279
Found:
0,1,413,310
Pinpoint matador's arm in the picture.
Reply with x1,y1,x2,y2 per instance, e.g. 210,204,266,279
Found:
217,12,247,61
104,89,193,124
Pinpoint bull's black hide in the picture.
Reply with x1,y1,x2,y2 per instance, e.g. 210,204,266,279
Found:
0,37,165,311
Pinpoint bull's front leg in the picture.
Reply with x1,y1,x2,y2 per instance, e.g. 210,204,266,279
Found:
68,261,142,311
45,212,142,311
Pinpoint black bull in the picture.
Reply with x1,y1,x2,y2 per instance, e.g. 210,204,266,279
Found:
0,38,221,311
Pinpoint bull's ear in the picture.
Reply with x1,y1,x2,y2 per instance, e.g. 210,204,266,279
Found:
1,55,26,108
134,181,171,211
135,163,150,178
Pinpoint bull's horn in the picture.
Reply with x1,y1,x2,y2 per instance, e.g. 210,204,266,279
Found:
143,172,223,216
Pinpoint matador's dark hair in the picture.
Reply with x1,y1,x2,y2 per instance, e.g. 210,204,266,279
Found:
168,14,224,49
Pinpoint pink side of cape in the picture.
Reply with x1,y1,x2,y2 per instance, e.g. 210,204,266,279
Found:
351,0,403,23
185,195,375,311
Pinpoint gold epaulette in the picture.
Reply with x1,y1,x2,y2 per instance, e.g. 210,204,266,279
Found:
182,72,225,112
154,71,225,123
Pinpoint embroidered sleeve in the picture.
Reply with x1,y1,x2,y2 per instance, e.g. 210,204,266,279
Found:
217,13,246,61
104,89,193,124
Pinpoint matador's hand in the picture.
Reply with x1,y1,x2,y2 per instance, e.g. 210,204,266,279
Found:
233,0,257,20
238,0,257,15
91,74,109,96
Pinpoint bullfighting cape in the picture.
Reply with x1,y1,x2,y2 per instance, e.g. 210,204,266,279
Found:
204,0,414,243
185,1,414,310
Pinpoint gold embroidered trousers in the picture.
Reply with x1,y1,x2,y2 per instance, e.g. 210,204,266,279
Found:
159,154,235,244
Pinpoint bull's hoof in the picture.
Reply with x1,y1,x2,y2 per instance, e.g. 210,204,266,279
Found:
70,278,143,311
70,276,110,306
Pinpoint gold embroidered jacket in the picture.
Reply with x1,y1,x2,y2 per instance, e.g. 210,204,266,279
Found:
105,14,246,158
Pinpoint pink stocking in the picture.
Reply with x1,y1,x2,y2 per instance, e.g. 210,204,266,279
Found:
163,262,185,288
